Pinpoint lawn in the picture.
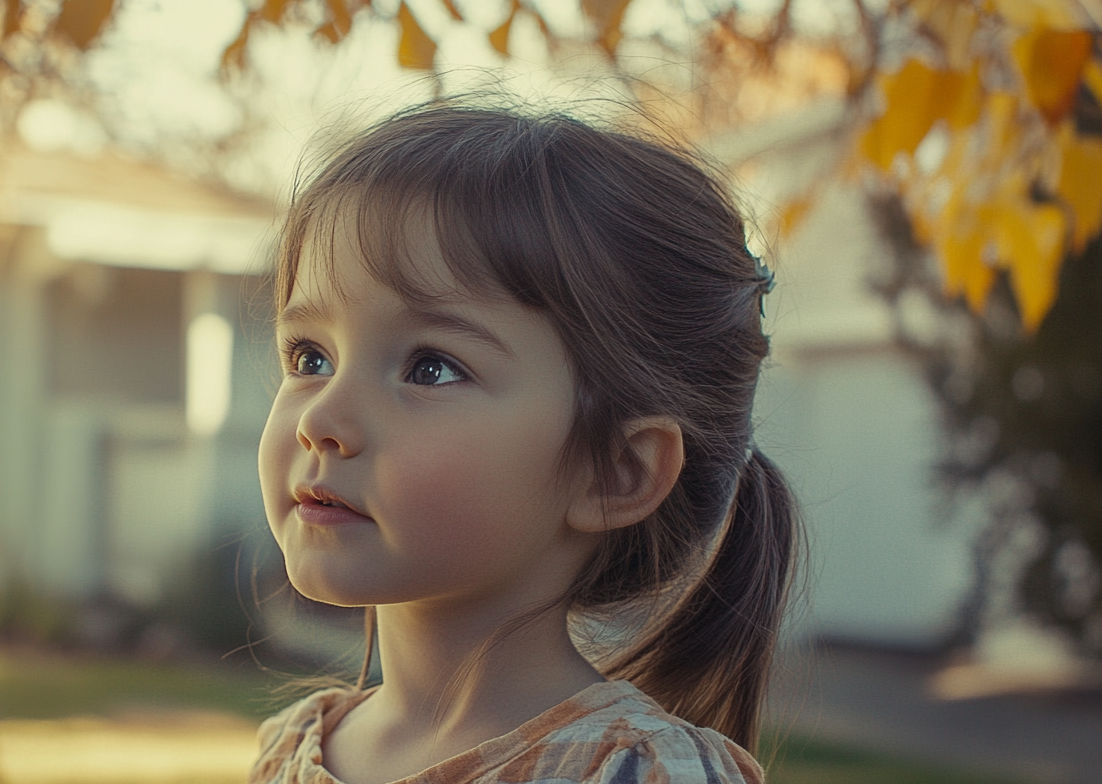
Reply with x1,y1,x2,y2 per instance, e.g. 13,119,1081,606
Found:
0,645,302,721
761,732,1039,784
0,646,1040,784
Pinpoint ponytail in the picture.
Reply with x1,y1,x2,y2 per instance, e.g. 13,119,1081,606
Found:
603,449,799,752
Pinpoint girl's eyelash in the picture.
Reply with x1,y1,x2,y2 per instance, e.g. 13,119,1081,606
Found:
280,334,318,372
405,345,469,383
279,337,468,382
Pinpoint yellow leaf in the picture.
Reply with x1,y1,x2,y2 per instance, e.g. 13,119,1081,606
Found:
994,200,1066,330
980,91,1022,165
221,18,251,71
440,0,463,21
525,7,552,48
1083,58,1102,105
259,0,292,24
987,0,1086,30
397,1,436,70
934,193,997,310
581,0,632,56
910,0,979,69
945,63,984,131
859,59,982,172
55,0,114,49
325,0,353,37
1056,122,1102,252
489,16,512,55
911,206,934,246
778,195,813,238
3,0,21,39
1011,28,1093,124
489,0,519,56
315,20,341,43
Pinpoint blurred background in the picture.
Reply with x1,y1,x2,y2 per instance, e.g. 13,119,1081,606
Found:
1,0,1101,782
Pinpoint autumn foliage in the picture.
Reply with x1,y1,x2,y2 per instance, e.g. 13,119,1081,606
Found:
851,2,1102,331
3,0,1100,330
213,0,1102,333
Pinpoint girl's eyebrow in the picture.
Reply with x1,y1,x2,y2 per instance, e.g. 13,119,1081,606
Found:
277,299,512,358
400,307,514,358
277,300,331,329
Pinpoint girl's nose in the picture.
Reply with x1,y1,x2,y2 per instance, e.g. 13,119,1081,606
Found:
295,382,366,459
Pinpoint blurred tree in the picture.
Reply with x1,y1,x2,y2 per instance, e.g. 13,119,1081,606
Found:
872,191,1102,654
211,0,1102,332
0,0,116,129
6,0,1099,330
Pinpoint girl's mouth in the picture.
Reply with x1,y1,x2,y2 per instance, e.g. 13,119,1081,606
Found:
293,486,371,526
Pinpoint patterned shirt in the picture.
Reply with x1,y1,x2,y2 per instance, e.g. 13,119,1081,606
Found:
249,679,763,784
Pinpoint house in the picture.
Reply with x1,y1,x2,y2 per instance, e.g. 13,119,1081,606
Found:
705,100,978,649
0,145,275,616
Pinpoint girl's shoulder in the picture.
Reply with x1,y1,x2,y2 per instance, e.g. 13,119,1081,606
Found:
249,686,370,784
522,679,763,784
248,681,763,784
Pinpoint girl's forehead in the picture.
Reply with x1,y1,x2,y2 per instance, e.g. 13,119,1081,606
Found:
287,204,507,313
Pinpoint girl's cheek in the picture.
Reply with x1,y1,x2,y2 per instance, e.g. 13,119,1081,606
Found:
376,430,536,541
258,399,297,516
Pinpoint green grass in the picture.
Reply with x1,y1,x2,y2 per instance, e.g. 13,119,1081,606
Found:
763,732,1040,784
0,647,297,721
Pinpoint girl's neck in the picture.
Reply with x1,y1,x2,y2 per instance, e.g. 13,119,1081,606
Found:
370,600,604,738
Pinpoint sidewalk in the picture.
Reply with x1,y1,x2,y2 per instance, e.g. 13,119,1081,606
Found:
767,643,1102,784
0,710,257,784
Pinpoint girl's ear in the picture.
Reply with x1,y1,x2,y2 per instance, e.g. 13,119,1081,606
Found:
567,416,684,533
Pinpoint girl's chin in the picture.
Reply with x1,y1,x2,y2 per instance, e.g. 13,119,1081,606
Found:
287,575,370,607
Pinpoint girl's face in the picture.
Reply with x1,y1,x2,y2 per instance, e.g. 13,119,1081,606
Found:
258,211,597,612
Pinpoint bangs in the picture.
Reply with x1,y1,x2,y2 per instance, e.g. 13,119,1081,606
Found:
276,108,572,314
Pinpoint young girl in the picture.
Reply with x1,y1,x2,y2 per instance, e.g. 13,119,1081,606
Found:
251,100,797,784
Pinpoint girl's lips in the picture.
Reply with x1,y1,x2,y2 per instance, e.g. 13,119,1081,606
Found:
295,499,373,526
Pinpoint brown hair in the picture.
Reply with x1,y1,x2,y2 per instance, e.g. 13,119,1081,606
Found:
275,100,799,752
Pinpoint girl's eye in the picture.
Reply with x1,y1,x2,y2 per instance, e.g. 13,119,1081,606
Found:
297,350,334,376
408,354,466,386
282,338,334,377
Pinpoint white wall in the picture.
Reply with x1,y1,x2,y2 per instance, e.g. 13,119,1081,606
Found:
735,119,979,648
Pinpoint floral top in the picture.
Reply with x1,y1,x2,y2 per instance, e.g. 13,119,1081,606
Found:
249,679,763,784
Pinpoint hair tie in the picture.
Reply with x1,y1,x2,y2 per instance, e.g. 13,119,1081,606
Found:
752,253,775,317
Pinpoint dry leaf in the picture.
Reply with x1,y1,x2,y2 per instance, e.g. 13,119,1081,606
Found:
489,15,513,55
315,20,341,43
221,20,251,71
1011,27,1093,124
440,0,463,21
934,191,997,311
259,0,292,24
488,0,520,55
1056,121,1102,252
1083,58,1102,105
911,0,979,69
325,0,353,37
397,1,436,70
995,199,1065,330
778,195,813,238
2,0,21,39
987,0,1086,31
581,0,632,56
860,59,981,171
55,0,114,49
